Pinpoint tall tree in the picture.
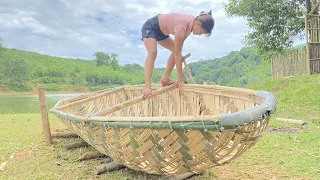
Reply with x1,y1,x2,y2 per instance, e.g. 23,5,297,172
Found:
93,52,111,66
110,53,119,70
224,0,308,53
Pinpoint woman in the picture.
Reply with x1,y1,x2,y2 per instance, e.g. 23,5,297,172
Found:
141,10,214,98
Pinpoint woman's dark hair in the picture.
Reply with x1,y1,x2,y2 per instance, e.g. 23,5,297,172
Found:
195,10,214,36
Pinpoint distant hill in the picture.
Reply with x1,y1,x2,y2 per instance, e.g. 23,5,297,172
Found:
0,44,273,92
0,46,147,91
187,47,272,87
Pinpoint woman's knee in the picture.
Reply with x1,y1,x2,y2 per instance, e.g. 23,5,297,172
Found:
147,49,157,59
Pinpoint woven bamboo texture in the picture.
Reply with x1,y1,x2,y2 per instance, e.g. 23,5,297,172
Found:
51,84,276,175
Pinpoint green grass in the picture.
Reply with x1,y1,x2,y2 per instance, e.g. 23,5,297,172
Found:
0,114,163,179
0,74,319,179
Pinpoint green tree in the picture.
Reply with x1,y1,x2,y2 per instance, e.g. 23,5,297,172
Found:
123,63,144,72
110,53,119,70
93,52,111,66
73,73,88,89
3,58,31,91
224,0,308,52
0,38,5,57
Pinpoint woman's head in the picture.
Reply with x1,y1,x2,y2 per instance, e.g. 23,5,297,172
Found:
193,10,214,36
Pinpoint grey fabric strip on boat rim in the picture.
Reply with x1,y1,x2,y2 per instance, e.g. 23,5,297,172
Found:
219,90,277,126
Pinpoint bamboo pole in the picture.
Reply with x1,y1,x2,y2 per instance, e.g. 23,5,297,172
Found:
94,162,125,175
276,118,307,125
51,131,79,138
37,86,52,145
90,84,177,117
78,151,105,161
183,53,195,84
65,142,89,150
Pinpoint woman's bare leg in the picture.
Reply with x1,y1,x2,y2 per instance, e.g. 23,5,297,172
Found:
158,37,176,86
142,38,158,98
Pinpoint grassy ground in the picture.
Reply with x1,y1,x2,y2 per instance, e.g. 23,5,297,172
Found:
0,74,319,179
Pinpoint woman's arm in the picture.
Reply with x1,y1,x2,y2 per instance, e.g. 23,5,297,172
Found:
174,33,185,88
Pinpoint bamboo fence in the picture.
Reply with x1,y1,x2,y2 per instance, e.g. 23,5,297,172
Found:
271,47,307,79
307,14,320,75
272,2,320,79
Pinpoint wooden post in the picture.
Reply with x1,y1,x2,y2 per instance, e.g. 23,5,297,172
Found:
305,15,311,75
37,86,52,145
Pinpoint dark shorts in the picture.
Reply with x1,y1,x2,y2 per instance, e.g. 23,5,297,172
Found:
141,15,169,41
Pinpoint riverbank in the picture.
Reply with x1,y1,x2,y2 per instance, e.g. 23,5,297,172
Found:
0,89,91,96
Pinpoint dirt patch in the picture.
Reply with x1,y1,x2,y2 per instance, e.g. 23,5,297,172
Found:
267,127,308,133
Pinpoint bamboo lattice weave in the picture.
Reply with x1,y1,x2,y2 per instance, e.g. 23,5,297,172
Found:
51,84,276,175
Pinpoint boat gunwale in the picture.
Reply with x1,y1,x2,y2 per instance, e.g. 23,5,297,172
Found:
50,84,277,130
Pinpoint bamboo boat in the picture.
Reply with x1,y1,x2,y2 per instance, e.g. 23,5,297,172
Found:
50,83,277,175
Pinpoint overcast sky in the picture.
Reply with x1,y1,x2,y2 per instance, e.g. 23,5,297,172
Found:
0,0,250,67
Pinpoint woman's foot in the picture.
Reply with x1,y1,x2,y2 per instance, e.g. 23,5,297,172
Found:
160,76,175,87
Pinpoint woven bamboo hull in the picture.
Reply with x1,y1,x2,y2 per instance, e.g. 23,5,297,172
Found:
51,84,277,175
